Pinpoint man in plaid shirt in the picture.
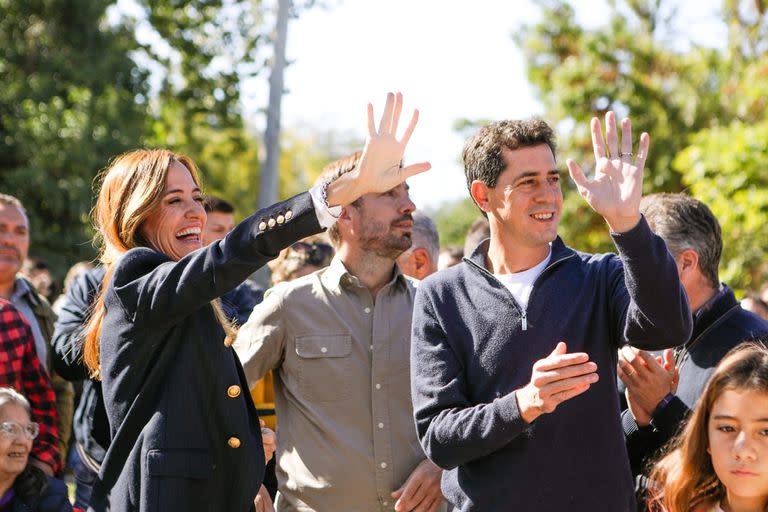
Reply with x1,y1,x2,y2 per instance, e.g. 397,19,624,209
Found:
0,298,60,473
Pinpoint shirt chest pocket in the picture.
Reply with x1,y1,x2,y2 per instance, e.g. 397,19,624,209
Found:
294,334,352,403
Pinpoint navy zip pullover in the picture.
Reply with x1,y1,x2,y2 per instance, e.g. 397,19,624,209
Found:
411,216,692,511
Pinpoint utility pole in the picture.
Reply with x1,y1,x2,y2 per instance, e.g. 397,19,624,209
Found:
260,0,291,208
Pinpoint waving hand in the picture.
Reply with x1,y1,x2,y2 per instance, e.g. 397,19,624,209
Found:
324,92,431,207
566,112,650,233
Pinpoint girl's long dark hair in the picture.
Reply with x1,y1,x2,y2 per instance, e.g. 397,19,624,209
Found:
648,341,768,511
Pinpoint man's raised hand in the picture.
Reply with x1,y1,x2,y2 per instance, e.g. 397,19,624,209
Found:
566,112,650,233
516,342,599,424
324,92,431,207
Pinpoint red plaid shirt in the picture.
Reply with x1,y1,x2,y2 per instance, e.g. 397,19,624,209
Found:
0,299,60,472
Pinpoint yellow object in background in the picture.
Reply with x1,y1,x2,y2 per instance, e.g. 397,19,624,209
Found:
250,371,276,430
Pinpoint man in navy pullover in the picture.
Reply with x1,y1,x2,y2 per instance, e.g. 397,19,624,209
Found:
410,114,692,511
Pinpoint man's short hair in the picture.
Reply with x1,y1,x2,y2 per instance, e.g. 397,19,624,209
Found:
318,151,363,246
0,194,25,214
462,119,557,201
203,195,234,214
405,212,440,265
463,217,491,257
640,193,722,288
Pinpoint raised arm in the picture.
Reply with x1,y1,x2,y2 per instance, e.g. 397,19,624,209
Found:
568,112,691,348
112,92,431,326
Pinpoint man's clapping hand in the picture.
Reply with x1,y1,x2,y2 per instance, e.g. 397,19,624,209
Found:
516,342,599,424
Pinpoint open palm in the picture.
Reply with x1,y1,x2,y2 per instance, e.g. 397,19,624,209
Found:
566,112,651,233
356,92,431,195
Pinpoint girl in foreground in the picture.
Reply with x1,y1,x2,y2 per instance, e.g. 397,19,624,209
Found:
649,342,768,512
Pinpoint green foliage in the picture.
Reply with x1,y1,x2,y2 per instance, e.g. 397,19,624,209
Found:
428,198,484,251
515,0,768,288
138,0,266,220
673,59,768,290
278,127,363,200
0,0,148,272
0,0,276,276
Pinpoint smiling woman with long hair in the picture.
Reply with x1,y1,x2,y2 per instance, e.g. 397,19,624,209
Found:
80,93,429,512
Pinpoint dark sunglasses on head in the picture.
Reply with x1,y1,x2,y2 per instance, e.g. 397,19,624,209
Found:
289,242,334,266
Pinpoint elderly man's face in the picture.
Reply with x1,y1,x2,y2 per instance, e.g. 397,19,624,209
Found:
0,205,29,282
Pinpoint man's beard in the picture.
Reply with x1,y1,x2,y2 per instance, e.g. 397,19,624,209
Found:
359,220,412,260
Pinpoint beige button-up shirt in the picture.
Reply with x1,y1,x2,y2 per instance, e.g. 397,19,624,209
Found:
234,257,428,511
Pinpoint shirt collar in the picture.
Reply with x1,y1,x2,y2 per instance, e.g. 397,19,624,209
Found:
10,275,31,302
322,256,406,292
467,235,572,272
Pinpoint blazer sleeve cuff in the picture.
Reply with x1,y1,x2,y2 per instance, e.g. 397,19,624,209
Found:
309,184,343,229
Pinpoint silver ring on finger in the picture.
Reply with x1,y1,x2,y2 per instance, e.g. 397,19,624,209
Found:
620,152,633,159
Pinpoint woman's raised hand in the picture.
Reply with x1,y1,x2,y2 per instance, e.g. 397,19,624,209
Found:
324,92,431,206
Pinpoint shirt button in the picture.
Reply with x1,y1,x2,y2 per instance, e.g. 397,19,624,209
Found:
227,437,241,449
364,307,371,314
285,210,293,220
378,422,384,429
227,385,241,398
375,383,381,390
320,347,328,353
380,462,387,469
276,214,285,224
258,221,267,231
268,218,276,228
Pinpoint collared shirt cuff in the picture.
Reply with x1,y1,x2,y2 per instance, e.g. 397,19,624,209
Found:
309,184,343,229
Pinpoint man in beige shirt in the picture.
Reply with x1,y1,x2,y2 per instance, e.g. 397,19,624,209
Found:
234,153,444,512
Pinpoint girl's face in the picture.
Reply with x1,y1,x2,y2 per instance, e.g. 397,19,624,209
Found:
140,161,207,261
0,404,33,481
708,388,768,510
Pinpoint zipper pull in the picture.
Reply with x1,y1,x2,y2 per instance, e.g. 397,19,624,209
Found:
521,310,528,331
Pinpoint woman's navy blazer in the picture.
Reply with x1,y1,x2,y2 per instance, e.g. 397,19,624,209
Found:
88,192,321,512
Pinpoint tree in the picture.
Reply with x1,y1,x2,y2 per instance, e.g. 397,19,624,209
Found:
137,0,267,216
673,59,768,290
277,125,362,199
0,0,149,273
516,0,768,289
428,198,483,251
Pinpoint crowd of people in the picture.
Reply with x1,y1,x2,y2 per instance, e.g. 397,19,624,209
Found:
0,91,767,512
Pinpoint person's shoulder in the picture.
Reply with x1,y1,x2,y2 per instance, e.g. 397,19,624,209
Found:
0,298,20,314
417,262,472,296
32,477,73,512
112,247,170,285
16,276,55,316
69,265,105,298
572,246,618,265
0,299,30,333
730,306,768,336
18,477,72,512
